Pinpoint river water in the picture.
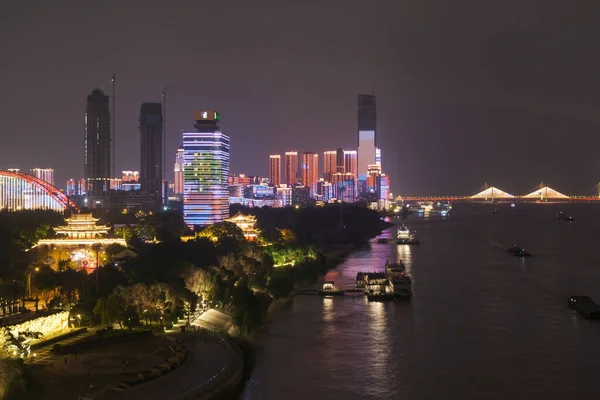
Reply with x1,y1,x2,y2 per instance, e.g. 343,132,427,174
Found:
241,204,600,400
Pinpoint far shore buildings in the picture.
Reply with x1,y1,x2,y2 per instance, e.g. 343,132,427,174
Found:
34,213,127,272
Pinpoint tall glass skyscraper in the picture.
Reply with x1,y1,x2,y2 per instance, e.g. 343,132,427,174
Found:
139,102,163,198
182,111,230,228
84,89,111,203
357,94,376,194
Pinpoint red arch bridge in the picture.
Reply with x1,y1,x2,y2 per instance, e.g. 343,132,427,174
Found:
0,170,80,212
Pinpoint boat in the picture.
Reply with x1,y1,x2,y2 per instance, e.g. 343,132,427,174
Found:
318,281,344,296
492,208,498,214
366,291,395,302
376,238,389,244
385,260,412,299
507,245,532,257
568,296,600,319
397,226,419,245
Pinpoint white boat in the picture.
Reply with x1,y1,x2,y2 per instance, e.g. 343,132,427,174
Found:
385,260,412,298
397,226,419,245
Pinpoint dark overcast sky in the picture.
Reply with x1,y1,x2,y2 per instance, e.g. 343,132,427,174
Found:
1,0,600,196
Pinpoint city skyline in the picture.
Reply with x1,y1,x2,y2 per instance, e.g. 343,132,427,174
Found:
3,2,600,196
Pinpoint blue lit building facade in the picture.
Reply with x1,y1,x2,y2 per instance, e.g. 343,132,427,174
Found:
182,111,230,228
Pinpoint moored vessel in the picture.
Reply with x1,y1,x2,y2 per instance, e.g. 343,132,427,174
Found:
318,281,345,296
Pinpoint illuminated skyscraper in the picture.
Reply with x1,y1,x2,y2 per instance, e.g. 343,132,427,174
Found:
344,150,358,196
336,148,345,174
332,173,356,203
285,151,298,185
376,147,382,168
378,173,390,200
122,171,139,182
173,147,184,194
344,150,358,178
139,102,163,197
84,89,111,202
30,168,54,185
357,94,376,193
269,154,281,186
367,164,381,194
301,152,319,197
65,179,77,196
323,150,337,181
182,110,230,228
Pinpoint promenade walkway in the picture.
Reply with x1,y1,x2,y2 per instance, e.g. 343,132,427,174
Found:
28,311,243,400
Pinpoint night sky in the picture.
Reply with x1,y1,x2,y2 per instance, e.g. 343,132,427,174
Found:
2,1,600,196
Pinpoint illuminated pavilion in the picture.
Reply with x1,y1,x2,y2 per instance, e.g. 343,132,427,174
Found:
34,213,127,272
224,212,259,241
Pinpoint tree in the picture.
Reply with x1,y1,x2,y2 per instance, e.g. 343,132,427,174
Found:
198,222,245,243
183,267,218,303
33,265,58,304
106,292,126,328
56,259,73,272
93,297,110,326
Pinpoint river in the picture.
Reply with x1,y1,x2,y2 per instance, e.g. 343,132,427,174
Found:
241,203,600,400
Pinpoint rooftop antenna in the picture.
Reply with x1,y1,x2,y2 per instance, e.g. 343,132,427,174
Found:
371,83,375,95
162,86,168,204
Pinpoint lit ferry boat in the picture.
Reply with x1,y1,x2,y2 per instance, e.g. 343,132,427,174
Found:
385,260,412,299
397,226,419,245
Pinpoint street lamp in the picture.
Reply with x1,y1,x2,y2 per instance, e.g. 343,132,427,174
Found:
27,267,40,299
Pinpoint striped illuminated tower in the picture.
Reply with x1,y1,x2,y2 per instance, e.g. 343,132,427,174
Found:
182,111,230,228
285,151,298,185
301,152,319,198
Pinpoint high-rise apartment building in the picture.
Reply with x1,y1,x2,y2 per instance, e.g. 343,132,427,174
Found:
285,151,298,185
332,172,356,203
269,154,281,186
65,179,77,196
30,168,54,186
336,148,345,174
367,164,382,194
182,110,230,228
301,152,319,197
139,102,163,197
122,171,139,182
357,94,376,193
173,148,184,194
84,89,111,202
344,150,358,178
323,151,337,182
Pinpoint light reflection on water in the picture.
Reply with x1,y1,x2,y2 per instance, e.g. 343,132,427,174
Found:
242,204,600,400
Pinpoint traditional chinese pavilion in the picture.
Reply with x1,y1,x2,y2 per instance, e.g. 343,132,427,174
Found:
224,212,259,241
34,213,127,271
